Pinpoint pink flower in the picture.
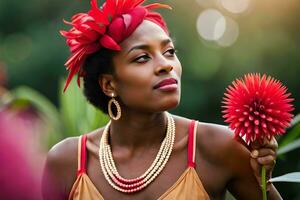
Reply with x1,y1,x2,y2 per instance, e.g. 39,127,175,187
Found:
0,108,44,200
222,73,294,143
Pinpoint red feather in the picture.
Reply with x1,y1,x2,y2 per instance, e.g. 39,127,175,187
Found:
100,35,121,50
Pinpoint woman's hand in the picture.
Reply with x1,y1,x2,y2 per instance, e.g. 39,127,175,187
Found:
249,137,278,191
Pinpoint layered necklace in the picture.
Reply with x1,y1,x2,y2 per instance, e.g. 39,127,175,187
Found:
98,113,175,193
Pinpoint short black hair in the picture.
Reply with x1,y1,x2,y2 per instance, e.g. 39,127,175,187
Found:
83,48,116,114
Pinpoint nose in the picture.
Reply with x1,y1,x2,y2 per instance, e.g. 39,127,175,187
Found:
154,56,173,75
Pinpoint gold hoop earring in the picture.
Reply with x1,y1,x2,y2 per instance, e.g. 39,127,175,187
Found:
108,94,121,120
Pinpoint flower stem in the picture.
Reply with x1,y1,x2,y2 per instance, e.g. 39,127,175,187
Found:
262,166,267,200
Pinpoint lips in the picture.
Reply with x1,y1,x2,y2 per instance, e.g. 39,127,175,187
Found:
154,78,178,89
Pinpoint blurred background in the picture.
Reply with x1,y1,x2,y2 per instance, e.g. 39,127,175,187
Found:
0,0,299,199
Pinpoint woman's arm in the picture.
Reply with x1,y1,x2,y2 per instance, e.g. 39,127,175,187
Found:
197,123,282,199
42,137,78,200
226,136,282,200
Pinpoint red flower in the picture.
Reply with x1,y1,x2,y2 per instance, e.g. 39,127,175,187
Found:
60,0,171,92
222,73,294,143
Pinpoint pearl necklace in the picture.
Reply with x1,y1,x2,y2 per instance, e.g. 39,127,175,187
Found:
98,113,175,193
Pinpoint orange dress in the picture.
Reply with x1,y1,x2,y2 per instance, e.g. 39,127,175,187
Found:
69,120,210,200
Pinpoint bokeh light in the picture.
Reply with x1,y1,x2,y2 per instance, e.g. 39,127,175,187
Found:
217,17,239,47
196,9,226,41
220,0,250,14
196,9,239,47
196,0,218,7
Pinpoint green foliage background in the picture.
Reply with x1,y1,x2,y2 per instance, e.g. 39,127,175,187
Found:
0,0,299,199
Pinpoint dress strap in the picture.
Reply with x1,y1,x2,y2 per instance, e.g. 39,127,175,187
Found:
77,135,87,176
187,120,198,168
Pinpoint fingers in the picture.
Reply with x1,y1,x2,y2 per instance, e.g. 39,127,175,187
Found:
251,148,276,158
249,137,278,190
250,148,276,173
264,137,278,149
250,155,275,191
250,136,278,170
250,137,277,168
250,155,275,173
257,155,275,168
250,136,278,150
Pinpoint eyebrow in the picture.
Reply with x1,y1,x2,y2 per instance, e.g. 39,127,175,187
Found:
126,38,172,54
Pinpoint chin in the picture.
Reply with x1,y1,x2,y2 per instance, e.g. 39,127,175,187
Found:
156,96,180,112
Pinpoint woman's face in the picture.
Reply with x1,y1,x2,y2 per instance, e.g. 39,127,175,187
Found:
112,20,182,113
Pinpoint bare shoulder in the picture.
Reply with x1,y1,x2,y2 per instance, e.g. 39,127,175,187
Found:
42,136,79,199
171,116,250,165
171,115,241,158
46,136,79,172
196,122,266,199
42,127,104,200
196,122,234,148
196,122,250,166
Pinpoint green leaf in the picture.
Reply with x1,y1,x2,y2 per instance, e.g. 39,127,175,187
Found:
278,138,300,155
269,172,300,183
85,103,109,131
11,86,63,147
279,122,300,148
12,86,60,123
225,191,236,200
291,114,300,126
59,78,109,137
59,78,86,136
12,86,60,129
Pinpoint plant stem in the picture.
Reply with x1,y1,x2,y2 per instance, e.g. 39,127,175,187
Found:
262,166,267,200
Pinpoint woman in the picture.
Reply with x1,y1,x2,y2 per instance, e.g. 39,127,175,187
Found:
43,0,282,199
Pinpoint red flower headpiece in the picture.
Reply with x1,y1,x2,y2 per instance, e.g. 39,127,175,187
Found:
222,73,294,143
60,0,171,92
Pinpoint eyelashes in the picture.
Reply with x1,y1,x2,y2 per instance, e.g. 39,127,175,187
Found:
133,55,150,63
164,48,177,57
132,48,177,64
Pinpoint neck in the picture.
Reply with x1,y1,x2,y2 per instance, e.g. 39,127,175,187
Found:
108,111,168,149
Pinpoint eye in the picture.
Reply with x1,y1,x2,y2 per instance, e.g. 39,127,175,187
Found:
164,48,176,57
132,54,150,63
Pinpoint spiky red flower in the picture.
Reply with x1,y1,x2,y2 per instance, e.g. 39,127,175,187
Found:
60,0,171,92
222,73,294,143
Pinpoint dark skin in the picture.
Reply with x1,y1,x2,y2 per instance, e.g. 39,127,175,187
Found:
43,20,282,200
